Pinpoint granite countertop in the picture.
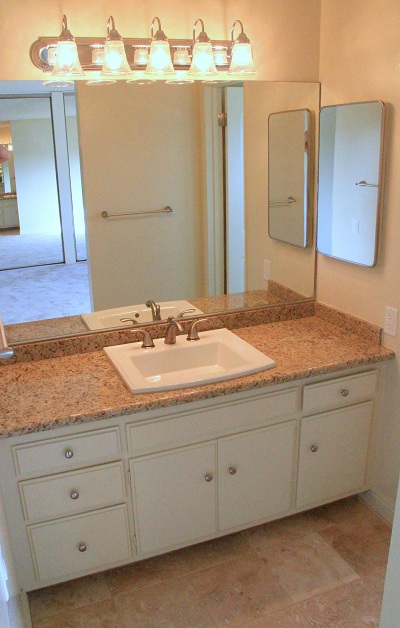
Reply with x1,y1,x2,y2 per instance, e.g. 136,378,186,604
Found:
0,313,394,439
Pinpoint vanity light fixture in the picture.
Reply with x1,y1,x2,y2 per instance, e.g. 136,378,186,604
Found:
100,16,132,77
44,15,84,87
188,19,218,76
144,17,175,76
228,20,256,75
133,48,149,66
173,48,191,66
30,17,255,81
91,46,105,66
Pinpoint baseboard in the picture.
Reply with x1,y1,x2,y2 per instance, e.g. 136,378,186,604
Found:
358,489,395,524
7,590,32,628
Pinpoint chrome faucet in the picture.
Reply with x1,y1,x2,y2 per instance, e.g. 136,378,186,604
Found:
164,317,183,345
145,300,161,321
0,313,14,361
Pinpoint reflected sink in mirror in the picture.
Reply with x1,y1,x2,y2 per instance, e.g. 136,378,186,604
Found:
81,301,203,330
104,328,275,393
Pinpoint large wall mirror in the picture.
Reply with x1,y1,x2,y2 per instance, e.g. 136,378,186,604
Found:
0,80,320,345
317,100,385,267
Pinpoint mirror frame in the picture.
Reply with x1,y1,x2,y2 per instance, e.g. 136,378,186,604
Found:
316,100,386,268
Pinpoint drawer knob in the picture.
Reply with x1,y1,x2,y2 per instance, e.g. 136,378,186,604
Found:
78,543,87,552
229,467,237,475
204,473,213,482
340,389,349,397
70,490,79,500
65,449,74,459
310,444,319,453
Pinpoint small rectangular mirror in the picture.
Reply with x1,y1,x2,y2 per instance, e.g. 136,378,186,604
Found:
317,100,385,267
268,108,312,248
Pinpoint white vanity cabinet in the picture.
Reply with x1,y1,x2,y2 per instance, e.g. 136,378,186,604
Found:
0,366,380,592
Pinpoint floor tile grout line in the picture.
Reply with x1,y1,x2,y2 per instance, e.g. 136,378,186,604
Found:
106,547,259,599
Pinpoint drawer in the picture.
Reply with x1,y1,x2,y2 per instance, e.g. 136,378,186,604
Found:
19,462,126,522
127,388,298,455
13,427,121,476
302,371,377,414
28,505,131,582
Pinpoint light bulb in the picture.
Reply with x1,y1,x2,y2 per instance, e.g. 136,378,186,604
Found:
188,19,217,76
145,17,175,76
101,16,132,77
51,16,84,78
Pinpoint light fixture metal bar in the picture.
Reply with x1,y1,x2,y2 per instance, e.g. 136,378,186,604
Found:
30,36,232,73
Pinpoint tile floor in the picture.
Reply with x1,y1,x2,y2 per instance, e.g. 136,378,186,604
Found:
28,497,392,627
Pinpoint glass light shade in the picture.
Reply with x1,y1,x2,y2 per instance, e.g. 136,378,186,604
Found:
51,40,84,77
228,42,256,74
91,48,105,65
213,49,228,65
101,40,131,75
145,40,174,74
47,47,57,65
188,41,217,75
173,49,191,65
134,48,149,65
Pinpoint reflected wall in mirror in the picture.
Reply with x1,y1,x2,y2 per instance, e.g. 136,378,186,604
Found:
0,80,320,345
268,109,312,248
317,101,385,267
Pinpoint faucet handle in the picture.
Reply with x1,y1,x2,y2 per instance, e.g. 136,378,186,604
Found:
177,308,196,318
186,319,209,342
134,330,155,349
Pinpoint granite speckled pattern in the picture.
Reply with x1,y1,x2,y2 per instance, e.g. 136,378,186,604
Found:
5,284,308,346
0,314,393,438
4,301,315,364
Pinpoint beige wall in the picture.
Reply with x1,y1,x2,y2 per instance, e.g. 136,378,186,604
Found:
318,0,400,508
0,0,320,82
77,81,205,310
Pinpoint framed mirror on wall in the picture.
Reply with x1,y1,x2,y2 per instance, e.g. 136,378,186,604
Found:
0,80,320,345
316,100,385,267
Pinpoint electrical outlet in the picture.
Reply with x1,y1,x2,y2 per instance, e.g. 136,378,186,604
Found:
263,260,270,281
384,306,398,337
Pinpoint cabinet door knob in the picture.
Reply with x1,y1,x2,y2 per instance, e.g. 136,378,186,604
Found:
310,444,319,453
228,467,237,475
64,449,74,459
340,389,349,397
70,490,79,500
78,543,87,552
204,473,213,482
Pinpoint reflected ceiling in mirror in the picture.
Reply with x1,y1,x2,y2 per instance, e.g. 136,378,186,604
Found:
0,80,320,345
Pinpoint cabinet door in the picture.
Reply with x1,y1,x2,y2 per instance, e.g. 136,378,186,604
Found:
130,442,216,555
218,421,296,531
297,402,372,508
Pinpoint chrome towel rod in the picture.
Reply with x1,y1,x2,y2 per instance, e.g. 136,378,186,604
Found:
268,196,296,206
355,181,378,188
101,206,173,219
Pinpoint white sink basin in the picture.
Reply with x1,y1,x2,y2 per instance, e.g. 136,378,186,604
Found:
104,328,275,393
81,301,203,330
